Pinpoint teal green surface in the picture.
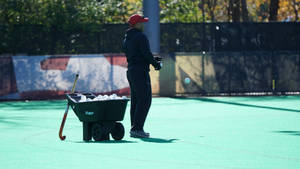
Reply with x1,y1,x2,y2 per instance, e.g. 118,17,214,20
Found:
0,96,300,169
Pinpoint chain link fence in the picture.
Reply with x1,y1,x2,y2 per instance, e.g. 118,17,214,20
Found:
1,23,300,55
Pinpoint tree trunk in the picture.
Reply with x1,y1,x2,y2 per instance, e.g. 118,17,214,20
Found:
193,1,199,22
241,0,249,22
292,0,299,21
228,0,233,21
232,0,241,22
198,1,206,22
211,0,217,22
269,0,279,21
206,0,216,22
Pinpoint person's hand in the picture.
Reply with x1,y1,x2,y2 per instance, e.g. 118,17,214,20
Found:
154,61,162,70
153,56,162,70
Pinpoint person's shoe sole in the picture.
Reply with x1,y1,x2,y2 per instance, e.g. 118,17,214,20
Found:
130,131,150,138
130,134,149,138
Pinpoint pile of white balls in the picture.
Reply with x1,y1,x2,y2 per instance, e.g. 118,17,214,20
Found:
78,94,127,102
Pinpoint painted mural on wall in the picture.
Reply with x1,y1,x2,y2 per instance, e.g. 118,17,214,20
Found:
0,54,132,100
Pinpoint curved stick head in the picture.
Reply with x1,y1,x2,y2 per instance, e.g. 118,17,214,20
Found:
60,135,66,141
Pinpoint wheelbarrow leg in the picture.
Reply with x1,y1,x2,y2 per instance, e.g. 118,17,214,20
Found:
102,133,110,140
83,122,92,141
102,122,115,141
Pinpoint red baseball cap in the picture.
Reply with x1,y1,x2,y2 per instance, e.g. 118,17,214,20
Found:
128,14,149,26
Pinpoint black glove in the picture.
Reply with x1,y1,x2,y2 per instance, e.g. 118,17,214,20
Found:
154,57,163,62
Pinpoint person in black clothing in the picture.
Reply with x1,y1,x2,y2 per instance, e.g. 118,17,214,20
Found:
122,14,162,138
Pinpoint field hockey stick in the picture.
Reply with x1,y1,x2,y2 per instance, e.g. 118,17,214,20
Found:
59,74,79,141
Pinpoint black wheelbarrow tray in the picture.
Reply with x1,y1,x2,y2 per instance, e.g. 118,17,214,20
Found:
66,93,129,141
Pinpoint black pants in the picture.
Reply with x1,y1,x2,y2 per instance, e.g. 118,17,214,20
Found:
127,69,152,131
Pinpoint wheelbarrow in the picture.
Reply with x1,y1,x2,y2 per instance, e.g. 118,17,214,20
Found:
66,93,129,141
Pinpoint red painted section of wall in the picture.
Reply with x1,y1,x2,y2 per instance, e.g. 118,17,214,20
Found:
104,54,128,68
19,90,67,100
40,56,71,70
95,87,130,96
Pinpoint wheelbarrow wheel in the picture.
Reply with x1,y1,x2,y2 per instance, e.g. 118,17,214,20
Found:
92,123,104,141
111,122,125,140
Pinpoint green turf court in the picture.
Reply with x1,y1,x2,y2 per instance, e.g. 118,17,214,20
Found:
1,96,300,169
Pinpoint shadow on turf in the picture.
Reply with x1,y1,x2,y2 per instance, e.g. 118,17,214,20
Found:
139,138,179,143
174,97,300,113
273,131,300,136
73,138,179,144
73,140,137,144
0,116,30,126
0,101,65,110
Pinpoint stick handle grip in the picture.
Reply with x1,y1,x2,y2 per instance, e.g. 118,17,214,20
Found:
71,74,79,93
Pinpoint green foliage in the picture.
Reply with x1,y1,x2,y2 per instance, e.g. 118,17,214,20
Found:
0,0,142,25
1,0,299,25
160,0,203,23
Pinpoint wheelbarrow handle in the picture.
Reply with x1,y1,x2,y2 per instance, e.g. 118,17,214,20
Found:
59,74,79,141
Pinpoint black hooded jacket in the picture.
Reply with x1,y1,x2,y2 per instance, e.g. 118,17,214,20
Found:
122,28,159,71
